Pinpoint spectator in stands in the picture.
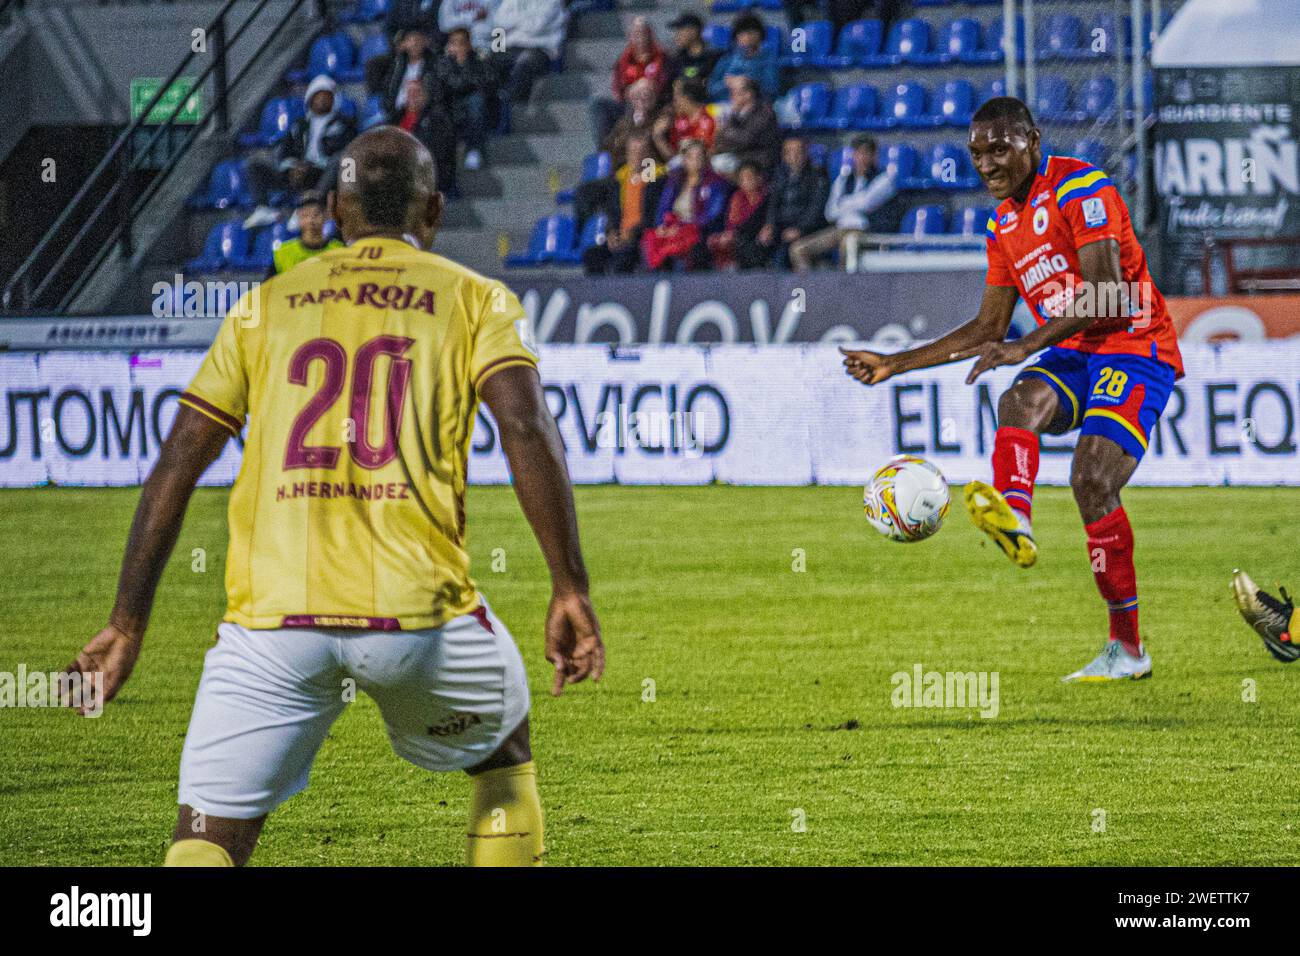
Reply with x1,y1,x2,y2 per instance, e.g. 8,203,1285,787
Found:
592,16,668,148
603,78,667,168
266,191,343,279
751,137,827,268
489,0,567,104
244,75,356,230
435,27,493,171
438,0,497,51
642,139,730,272
707,13,779,102
653,77,715,163
395,77,461,197
665,12,722,86
383,27,440,118
581,132,665,276
708,160,770,270
789,133,900,271
711,76,779,177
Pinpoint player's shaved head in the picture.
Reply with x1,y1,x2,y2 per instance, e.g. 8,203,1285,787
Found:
331,125,443,247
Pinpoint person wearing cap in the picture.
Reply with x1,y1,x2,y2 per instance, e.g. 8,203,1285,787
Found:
665,12,722,85
267,192,344,278
244,74,357,230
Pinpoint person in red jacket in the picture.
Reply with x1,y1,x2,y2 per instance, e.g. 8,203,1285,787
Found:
592,16,667,147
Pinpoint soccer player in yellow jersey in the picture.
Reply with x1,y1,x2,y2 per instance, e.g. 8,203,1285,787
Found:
63,127,605,866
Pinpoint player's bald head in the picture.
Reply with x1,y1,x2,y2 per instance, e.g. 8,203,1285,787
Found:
332,126,442,245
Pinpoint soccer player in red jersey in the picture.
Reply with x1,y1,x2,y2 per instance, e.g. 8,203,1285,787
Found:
842,97,1184,682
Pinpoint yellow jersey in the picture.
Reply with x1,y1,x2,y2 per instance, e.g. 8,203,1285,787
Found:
179,236,538,630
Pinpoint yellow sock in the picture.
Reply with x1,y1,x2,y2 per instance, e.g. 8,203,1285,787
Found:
466,761,544,866
163,839,234,867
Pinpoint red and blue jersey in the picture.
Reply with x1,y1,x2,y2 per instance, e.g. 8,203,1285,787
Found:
984,154,1184,378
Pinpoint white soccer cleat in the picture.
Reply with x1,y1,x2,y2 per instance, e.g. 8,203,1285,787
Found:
1062,640,1152,683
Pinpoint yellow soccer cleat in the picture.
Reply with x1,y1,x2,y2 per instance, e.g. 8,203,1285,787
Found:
964,480,1038,568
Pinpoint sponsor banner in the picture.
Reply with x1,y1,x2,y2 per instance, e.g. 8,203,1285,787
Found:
1167,293,1300,341
2,344,1297,488
514,271,986,346
1153,66,1300,295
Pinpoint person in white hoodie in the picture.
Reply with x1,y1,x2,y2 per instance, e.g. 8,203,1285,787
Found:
789,134,897,271
244,75,357,230
489,0,567,103
438,0,499,51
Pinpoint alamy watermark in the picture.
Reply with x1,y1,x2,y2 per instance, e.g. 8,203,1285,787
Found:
0,665,103,717
891,664,1000,718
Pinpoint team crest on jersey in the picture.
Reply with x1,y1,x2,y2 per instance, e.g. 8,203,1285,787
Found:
1032,206,1050,234
1082,196,1108,227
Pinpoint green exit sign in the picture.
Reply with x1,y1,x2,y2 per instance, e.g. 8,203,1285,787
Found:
130,77,202,124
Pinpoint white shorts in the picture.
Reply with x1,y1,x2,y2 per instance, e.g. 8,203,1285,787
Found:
177,598,529,819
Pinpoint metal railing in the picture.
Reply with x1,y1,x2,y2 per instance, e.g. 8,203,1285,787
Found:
1,0,322,312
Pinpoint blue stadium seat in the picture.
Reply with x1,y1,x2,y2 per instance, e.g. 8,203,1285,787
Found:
949,205,996,237
187,220,250,272
786,82,831,129
557,152,613,204
825,145,855,178
781,20,833,67
914,18,980,65
231,221,297,271
867,82,932,130
882,142,925,190
1072,138,1107,168
334,93,358,118
702,23,732,51
893,18,934,65
357,32,391,70
808,141,827,170
923,143,981,190
505,215,576,268
1038,13,1084,61
1034,76,1081,123
1124,14,1155,56
360,92,386,130
976,77,1006,106
710,0,747,11
192,159,255,210
1079,76,1117,121
762,25,783,56
1087,13,1119,59
900,204,947,245
924,79,974,126
1122,73,1155,119
288,32,357,83
823,83,879,130
556,214,609,265
826,19,883,68
239,97,304,148
966,16,1024,64
339,0,389,24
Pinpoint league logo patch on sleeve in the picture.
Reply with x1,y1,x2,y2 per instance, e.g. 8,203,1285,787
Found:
1082,196,1108,227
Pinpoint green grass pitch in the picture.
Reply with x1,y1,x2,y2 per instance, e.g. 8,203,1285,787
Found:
1,484,1298,866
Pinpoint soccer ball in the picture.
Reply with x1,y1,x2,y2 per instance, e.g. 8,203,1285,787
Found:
863,455,951,543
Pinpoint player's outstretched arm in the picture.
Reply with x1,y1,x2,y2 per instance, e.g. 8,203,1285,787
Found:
62,406,232,715
480,365,605,696
841,284,1018,386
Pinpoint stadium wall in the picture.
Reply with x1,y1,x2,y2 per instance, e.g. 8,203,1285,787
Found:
1,343,1297,489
